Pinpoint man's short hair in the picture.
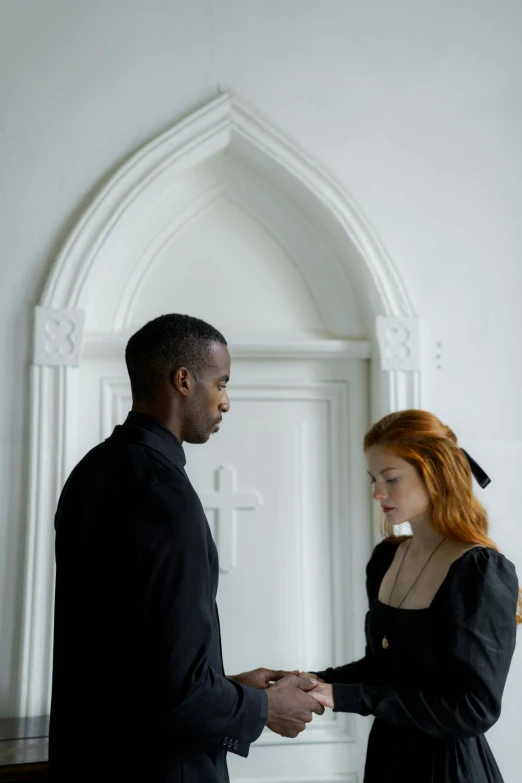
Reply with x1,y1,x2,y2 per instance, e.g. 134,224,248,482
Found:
125,314,227,403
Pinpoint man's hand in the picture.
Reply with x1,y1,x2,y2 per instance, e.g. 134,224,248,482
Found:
266,674,325,739
299,671,325,683
228,668,298,690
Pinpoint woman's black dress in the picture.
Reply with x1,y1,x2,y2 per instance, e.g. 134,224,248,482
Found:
316,542,518,782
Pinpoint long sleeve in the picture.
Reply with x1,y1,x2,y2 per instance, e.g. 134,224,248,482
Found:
332,548,518,740
315,541,396,684
315,613,372,684
135,479,267,756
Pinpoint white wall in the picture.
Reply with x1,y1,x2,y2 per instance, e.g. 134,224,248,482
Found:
1,0,521,778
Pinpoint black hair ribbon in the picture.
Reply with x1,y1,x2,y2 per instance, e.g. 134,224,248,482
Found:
461,448,491,489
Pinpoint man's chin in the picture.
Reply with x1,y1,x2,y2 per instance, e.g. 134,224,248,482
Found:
185,432,212,445
184,423,221,444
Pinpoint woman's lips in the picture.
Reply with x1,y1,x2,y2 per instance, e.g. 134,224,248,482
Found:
382,506,396,513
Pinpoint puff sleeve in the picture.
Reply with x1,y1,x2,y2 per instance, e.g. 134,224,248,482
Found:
332,548,518,739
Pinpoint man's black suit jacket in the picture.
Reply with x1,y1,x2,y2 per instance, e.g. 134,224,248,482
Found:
49,412,267,782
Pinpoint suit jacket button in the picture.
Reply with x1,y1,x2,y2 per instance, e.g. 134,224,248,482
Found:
222,737,229,746
233,740,239,750
228,739,234,748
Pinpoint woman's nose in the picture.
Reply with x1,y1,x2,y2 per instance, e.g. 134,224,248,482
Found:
373,483,387,501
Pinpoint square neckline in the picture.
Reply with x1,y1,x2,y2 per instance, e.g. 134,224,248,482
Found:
376,543,486,612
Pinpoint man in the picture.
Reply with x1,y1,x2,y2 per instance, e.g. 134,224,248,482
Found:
49,313,324,782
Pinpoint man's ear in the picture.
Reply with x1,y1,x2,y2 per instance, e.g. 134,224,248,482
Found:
172,367,191,397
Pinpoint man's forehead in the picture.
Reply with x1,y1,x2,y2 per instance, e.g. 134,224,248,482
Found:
207,342,231,374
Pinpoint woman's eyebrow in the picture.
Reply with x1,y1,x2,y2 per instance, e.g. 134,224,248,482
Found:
367,467,399,476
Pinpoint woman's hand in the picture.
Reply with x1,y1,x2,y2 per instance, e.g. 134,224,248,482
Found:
308,682,334,709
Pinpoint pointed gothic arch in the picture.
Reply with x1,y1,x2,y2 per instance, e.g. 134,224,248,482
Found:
19,93,422,716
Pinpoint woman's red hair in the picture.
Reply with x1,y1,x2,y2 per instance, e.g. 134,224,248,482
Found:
364,409,522,624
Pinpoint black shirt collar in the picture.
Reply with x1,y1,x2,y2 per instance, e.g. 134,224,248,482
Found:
109,411,186,471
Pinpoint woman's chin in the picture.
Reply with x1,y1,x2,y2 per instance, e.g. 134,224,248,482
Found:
384,512,407,526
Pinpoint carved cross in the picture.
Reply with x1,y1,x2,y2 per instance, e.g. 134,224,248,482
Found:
199,464,262,573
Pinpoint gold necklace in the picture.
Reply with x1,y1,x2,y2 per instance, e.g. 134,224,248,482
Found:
382,537,447,650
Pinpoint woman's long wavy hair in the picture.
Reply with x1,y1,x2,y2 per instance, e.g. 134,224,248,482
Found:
364,409,522,624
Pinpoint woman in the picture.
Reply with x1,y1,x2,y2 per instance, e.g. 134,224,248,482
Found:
304,409,520,782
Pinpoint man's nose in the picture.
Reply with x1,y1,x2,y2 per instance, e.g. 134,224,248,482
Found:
220,391,230,413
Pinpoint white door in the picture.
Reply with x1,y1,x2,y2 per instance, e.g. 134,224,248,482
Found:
76,351,371,783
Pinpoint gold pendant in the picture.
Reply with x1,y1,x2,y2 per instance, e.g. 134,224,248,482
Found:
382,636,389,650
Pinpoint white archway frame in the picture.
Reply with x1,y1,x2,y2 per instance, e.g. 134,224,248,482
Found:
20,93,422,717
